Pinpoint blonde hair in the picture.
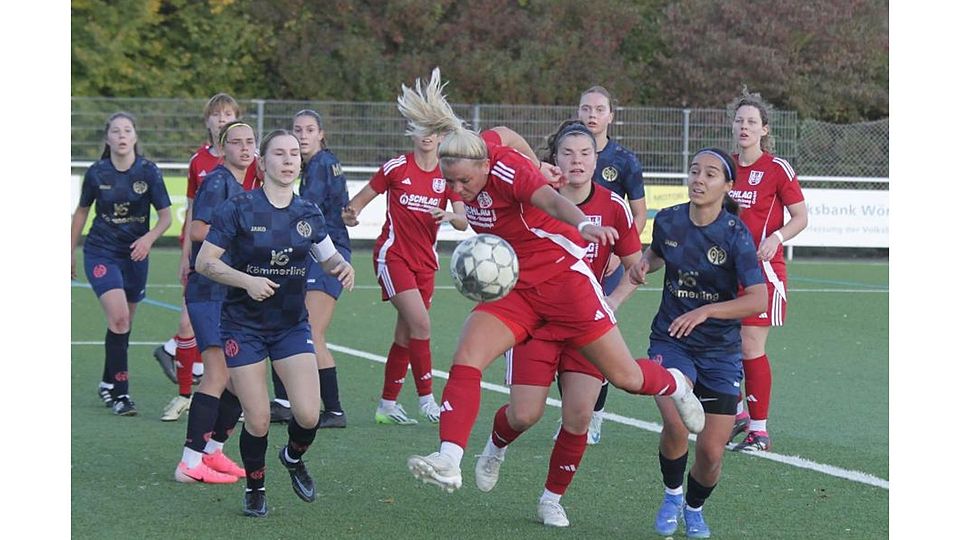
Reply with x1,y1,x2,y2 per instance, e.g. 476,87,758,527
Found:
396,68,487,164
728,86,775,152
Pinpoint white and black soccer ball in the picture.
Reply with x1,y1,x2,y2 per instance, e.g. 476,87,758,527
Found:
450,234,519,302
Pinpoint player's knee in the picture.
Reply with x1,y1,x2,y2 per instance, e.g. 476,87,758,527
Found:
291,403,320,429
107,315,131,334
562,409,592,434
508,405,543,431
244,415,270,437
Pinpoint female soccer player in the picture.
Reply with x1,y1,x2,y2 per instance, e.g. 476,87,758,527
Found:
473,121,643,527
571,85,649,443
342,131,468,426
158,93,261,422
726,89,808,452
70,112,172,416
278,109,351,428
196,130,355,517
173,121,257,484
633,148,766,538
399,69,704,495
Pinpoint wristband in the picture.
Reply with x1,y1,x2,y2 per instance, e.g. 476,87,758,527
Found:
577,220,591,233
773,230,784,243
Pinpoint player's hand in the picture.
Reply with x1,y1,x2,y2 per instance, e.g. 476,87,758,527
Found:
627,258,649,285
757,235,780,262
329,259,355,291
341,206,359,227
244,276,279,302
580,224,618,246
605,254,622,277
129,235,155,261
668,307,710,338
429,207,453,223
178,255,191,286
540,162,564,188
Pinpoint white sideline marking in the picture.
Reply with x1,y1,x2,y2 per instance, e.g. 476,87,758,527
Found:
72,340,889,490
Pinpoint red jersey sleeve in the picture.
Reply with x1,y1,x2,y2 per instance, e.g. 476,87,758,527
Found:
480,129,502,146
186,157,201,199
487,143,546,205
612,198,643,258
370,154,407,194
772,156,805,207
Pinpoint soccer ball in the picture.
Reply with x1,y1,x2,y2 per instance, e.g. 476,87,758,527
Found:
450,234,519,302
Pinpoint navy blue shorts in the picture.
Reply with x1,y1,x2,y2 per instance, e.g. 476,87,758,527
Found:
648,338,742,398
83,251,148,303
221,321,315,368
185,300,222,352
305,247,351,299
601,264,625,296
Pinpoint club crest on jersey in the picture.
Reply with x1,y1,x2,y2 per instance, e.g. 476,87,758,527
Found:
707,246,727,265
224,339,239,358
132,180,148,194
748,170,764,186
296,220,312,238
602,166,618,182
432,177,446,193
477,191,493,209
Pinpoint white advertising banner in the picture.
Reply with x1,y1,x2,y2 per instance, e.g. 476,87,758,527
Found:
790,188,888,248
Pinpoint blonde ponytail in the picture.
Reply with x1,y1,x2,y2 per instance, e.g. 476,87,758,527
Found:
397,67,486,163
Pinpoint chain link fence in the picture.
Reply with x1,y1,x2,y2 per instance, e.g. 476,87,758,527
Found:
72,97,887,188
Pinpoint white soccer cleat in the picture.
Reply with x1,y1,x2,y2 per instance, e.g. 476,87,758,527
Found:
537,500,570,527
474,451,505,492
587,410,604,445
418,399,442,424
161,395,191,422
407,452,463,493
667,368,705,434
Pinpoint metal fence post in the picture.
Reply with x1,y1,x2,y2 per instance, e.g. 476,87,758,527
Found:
254,99,265,139
472,104,481,131
682,108,691,182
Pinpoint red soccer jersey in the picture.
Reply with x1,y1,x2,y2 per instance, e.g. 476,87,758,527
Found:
730,152,805,264
466,138,586,289
186,144,261,199
370,152,462,272
577,184,642,280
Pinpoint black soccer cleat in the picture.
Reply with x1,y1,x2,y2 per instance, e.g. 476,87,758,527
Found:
112,397,138,416
270,401,292,424
242,489,268,517
153,345,177,384
98,386,114,408
278,448,316,502
317,409,347,429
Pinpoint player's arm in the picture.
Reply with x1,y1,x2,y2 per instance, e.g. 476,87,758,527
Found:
757,201,808,262
310,236,355,291
196,240,278,301
189,218,210,243
430,200,469,231
130,206,171,262
70,204,91,279
605,250,643,310
530,184,618,246
667,283,766,339
628,245,664,285
629,198,648,239
489,126,562,185
342,184,379,226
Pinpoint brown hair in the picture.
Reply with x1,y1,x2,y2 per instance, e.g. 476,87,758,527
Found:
203,93,242,143
729,86,774,152
293,109,328,149
100,112,140,159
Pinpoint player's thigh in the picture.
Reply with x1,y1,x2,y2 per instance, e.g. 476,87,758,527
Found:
577,326,638,389
229,361,270,436
305,290,337,337
272,352,321,427
452,311,518,370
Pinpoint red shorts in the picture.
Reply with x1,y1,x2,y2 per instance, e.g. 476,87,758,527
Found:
741,260,787,327
505,338,603,386
474,259,615,349
375,257,436,308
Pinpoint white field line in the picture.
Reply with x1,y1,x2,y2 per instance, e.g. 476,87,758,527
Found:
71,340,888,490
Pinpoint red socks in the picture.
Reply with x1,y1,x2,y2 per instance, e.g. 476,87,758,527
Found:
408,338,433,397
636,359,678,396
544,427,588,495
491,405,524,448
438,365,482,449
381,343,410,400
743,354,772,420
175,335,199,396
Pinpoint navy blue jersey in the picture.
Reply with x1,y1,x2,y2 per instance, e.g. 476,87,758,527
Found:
299,149,350,253
205,189,330,333
593,139,645,202
185,165,244,302
649,203,764,353
79,156,171,258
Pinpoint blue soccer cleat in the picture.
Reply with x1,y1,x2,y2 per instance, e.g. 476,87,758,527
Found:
654,492,684,536
683,505,711,538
